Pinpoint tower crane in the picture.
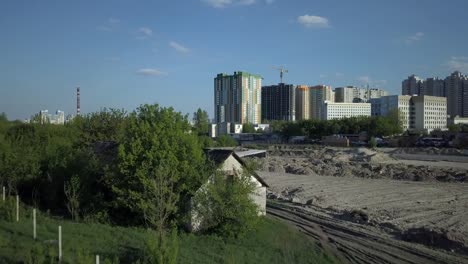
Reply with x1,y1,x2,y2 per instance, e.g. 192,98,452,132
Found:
273,66,288,83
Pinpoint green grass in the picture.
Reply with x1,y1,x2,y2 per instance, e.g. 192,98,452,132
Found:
0,203,337,264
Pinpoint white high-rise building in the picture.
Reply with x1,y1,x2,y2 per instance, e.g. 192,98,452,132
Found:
36,110,65,125
323,102,371,120
335,86,388,103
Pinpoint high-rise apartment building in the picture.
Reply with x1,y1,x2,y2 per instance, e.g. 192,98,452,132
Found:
261,83,295,122
444,71,468,119
335,86,355,103
335,86,388,103
402,75,424,95
425,77,445,97
214,71,262,124
368,88,389,99
310,85,334,119
39,110,49,124
36,110,66,125
295,85,310,120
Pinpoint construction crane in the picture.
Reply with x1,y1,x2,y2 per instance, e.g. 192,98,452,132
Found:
273,66,288,83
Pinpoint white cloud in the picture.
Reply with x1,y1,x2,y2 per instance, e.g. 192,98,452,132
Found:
335,72,344,78
97,26,112,31
136,68,167,76
138,27,153,39
297,14,329,28
169,41,190,53
202,0,256,8
447,56,468,72
97,17,120,32
265,0,274,4
405,32,424,44
108,18,120,24
319,74,327,78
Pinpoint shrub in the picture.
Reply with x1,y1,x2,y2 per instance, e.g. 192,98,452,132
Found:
215,135,237,147
369,137,377,148
144,228,179,264
193,170,259,238
0,197,16,221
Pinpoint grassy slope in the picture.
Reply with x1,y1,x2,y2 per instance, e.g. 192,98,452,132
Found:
0,208,337,264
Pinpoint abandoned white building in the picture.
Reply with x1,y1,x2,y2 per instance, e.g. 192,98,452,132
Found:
188,149,268,232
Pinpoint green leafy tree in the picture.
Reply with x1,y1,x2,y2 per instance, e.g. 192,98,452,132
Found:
192,108,210,136
64,175,81,221
387,109,404,135
70,108,127,147
448,124,462,133
242,123,256,133
145,228,179,264
110,104,207,255
369,137,377,148
110,104,209,260
193,170,259,238
0,112,7,123
215,135,237,147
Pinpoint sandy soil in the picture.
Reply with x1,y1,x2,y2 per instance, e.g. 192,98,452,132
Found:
251,146,468,263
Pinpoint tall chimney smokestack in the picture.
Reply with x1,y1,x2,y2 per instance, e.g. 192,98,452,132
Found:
77,87,81,116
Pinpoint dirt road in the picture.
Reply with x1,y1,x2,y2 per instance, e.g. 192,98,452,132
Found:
249,145,468,263
267,201,468,264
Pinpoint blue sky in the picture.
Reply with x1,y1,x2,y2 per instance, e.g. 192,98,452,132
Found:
1,0,468,120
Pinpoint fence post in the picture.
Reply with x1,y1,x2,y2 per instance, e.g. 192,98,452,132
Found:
96,255,100,264
58,226,62,262
2,186,4,201
16,195,19,222
33,209,37,240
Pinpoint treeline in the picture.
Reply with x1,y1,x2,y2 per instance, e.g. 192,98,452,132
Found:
270,110,403,139
0,106,241,231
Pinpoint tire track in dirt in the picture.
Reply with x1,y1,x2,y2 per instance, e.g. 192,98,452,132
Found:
267,202,468,264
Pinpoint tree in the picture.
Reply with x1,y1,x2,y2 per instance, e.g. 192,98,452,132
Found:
215,135,237,147
70,108,127,148
192,108,210,136
193,169,259,238
0,112,7,122
448,124,462,133
242,123,256,133
387,109,404,135
110,104,208,250
64,175,81,221
369,137,377,148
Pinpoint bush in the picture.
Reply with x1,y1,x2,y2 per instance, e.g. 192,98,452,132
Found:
215,135,237,147
0,197,16,221
369,137,377,148
193,170,259,238
144,229,179,264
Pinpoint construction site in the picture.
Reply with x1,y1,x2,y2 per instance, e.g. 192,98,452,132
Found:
246,145,468,264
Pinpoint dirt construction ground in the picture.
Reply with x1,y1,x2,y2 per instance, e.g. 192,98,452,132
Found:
250,145,468,264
